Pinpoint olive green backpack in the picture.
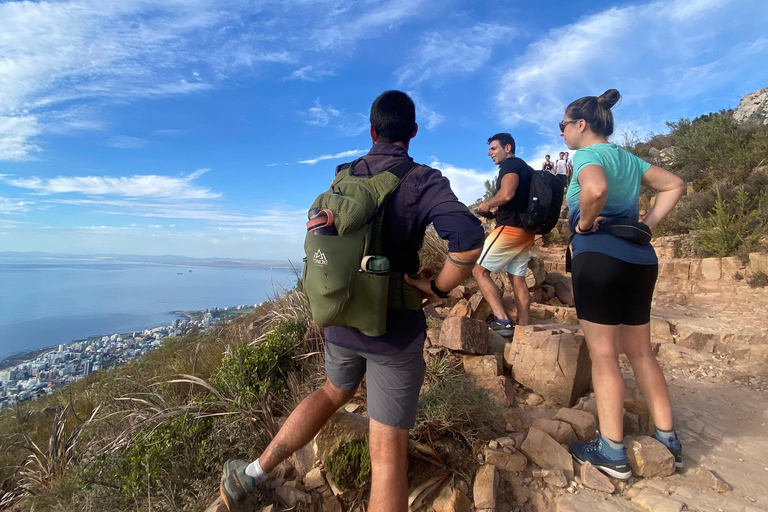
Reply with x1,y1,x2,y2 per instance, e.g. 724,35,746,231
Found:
302,159,423,336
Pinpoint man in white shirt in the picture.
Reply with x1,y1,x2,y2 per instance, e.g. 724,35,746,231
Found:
554,152,568,187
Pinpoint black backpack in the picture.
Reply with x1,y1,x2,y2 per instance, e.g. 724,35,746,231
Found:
520,170,564,234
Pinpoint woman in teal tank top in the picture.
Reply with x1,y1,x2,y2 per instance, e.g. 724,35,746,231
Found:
561,89,686,479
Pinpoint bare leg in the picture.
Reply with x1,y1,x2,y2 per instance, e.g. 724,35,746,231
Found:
259,379,356,472
580,319,624,442
619,323,674,431
368,419,409,512
472,264,507,320
511,274,530,326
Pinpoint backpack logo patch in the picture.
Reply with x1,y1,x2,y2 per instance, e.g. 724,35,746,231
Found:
313,249,328,266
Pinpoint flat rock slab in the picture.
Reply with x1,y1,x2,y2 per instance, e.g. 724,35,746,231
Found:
530,418,577,445
473,464,499,509
520,427,574,480
631,487,686,512
580,461,615,494
557,492,645,512
484,447,527,472
432,484,472,512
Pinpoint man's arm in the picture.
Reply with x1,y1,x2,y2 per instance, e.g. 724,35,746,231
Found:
405,248,481,305
477,173,518,212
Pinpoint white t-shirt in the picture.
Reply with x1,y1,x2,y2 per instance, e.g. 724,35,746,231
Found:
554,158,568,176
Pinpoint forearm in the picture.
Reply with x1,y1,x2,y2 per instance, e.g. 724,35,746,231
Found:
434,249,481,291
577,190,607,230
643,188,685,229
483,192,513,208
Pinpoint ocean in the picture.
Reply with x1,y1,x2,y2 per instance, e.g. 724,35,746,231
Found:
0,256,295,360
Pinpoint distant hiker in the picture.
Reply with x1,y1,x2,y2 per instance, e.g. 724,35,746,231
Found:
561,89,685,480
473,133,534,337
541,154,554,173
554,151,569,186
219,91,484,512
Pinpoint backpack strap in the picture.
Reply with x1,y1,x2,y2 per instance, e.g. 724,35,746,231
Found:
367,160,420,255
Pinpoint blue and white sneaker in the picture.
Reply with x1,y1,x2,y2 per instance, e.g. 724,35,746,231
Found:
570,433,632,480
653,430,683,469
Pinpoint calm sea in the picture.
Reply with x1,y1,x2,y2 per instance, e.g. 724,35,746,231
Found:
0,256,295,360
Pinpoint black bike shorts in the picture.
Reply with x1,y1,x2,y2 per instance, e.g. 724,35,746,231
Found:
571,251,658,326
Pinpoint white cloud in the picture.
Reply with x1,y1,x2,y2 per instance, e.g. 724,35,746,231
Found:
429,159,497,206
2,169,219,199
408,92,445,130
0,115,42,161
299,149,368,165
287,65,335,82
302,100,342,127
299,99,369,136
495,0,767,132
398,23,516,86
0,197,33,214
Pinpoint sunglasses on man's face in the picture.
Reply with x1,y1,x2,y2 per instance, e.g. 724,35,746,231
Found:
559,119,579,132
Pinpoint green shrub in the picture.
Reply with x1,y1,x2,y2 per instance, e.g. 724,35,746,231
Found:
693,187,766,258
747,271,768,288
324,438,371,491
212,319,305,408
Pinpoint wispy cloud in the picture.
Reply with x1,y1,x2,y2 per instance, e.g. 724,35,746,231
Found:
299,149,367,165
107,135,151,149
0,197,33,214
0,116,41,161
398,23,516,86
495,0,767,132
299,100,369,136
287,65,336,82
2,169,219,199
429,159,496,206
409,92,445,130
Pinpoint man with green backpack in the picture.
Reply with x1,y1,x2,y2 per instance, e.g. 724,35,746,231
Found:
220,90,483,511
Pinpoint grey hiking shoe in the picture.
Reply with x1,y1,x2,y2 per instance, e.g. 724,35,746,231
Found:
488,319,514,337
220,458,258,510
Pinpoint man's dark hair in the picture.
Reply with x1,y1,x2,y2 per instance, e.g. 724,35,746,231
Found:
370,90,416,143
545,154,550,158
487,133,515,154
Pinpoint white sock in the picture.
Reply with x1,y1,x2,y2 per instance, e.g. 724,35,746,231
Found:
244,459,269,485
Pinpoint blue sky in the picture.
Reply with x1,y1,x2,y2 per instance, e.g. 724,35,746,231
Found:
0,0,766,261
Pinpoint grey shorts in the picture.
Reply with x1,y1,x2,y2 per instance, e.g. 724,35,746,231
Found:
324,335,426,430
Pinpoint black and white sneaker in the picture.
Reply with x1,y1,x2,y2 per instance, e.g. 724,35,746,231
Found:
488,319,515,337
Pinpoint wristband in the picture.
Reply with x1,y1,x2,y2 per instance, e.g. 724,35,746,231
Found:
430,277,450,299
575,223,592,234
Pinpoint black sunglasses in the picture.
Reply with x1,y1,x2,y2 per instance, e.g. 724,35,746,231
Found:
559,119,579,132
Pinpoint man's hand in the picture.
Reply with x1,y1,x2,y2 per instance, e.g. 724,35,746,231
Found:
477,202,490,213
403,275,442,308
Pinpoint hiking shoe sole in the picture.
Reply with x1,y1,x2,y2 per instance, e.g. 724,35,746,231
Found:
572,453,633,480
220,459,255,510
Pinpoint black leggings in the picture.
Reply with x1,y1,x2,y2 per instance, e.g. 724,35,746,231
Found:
572,252,657,326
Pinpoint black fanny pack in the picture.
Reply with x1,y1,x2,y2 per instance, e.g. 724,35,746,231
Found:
599,217,652,246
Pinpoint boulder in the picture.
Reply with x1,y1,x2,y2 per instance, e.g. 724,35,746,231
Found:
484,447,527,472
733,86,768,125
625,436,675,478
463,354,501,377
691,466,731,493
445,287,467,307
303,467,325,490
530,418,577,445
291,411,368,476
543,468,569,488
649,318,673,343
520,427,574,480
323,496,343,512
700,258,721,280
528,256,547,287
579,462,615,494
749,252,768,274
473,465,499,509
449,299,472,318
487,329,508,357
553,408,598,443
437,316,489,354
468,292,494,322
432,484,471,512
504,330,592,407
471,375,515,407
543,272,574,307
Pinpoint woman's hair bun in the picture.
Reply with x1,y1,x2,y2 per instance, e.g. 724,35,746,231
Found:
597,89,621,110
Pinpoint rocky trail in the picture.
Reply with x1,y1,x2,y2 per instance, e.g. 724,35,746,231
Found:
205,244,768,512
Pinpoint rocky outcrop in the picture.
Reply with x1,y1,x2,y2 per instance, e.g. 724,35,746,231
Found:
733,86,768,125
